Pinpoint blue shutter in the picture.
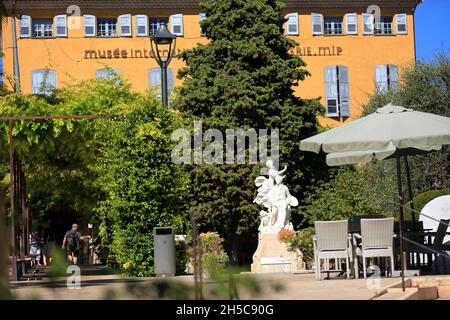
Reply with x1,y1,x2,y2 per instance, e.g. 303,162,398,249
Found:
149,68,161,91
286,13,299,35
338,66,350,117
375,65,388,92
167,68,174,92
54,14,67,37
170,14,183,36
96,69,109,79
199,13,206,36
388,64,399,91
324,66,339,117
20,15,32,38
32,70,44,94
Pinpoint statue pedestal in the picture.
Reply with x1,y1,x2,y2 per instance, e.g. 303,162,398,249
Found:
251,231,306,273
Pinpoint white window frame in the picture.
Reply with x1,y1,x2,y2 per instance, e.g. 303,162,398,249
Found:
83,14,96,37
285,12,299,35
311,13,324,35
54,14,67,37
135,14,148,36
19,15,32,38
362,13,374,35
31,69,57,95
170,14,184,36
119,14,132,37
395,13,408,34
345,13,358,35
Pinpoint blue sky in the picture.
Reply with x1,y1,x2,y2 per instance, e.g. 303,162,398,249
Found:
415,0,450,61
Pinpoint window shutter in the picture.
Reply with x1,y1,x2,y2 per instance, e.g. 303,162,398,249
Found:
199,13,206,36
19,15,32,38
395,14,407,34
311,13,323,35
338,66,350,117
362,13,374,35
118,14,132,36
170,14,183,36
32,70,44,94
83,15,96,37
135,14,148,36
47,70,57,91
324,66,339,117
167,68,174,92
96,69,109,79
285,12,299,35
54,14,67,37
388,64,399,90
375,65,388,92
149,68,161,89
345,13,358,35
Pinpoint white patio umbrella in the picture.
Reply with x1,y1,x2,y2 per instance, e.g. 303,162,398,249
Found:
300,103,450,290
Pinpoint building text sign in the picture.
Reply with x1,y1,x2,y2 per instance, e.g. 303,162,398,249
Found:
84,48,182,60
290,46,343,57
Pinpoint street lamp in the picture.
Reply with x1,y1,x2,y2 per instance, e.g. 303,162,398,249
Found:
150,23,177,107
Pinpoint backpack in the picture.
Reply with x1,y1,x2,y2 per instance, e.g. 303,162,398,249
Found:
67,231,79,251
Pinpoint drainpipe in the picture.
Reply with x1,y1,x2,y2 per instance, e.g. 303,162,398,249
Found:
11,0,20,93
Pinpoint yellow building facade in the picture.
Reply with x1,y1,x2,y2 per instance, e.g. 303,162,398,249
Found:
1,0,421,126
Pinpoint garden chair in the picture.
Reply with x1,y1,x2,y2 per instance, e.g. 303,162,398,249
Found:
353,218,395,279
313,220,352,280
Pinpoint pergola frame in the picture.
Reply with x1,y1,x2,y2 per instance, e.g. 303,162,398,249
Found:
1,114,111,281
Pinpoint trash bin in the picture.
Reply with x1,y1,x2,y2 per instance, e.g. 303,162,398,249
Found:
153,227,176,277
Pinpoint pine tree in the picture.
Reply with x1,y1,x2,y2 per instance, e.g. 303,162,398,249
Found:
174,0,328,264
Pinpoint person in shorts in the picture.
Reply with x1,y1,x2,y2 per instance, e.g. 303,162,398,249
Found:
61,223,91,265
30,229,43,266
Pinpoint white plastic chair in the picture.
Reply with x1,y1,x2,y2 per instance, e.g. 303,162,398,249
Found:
313,220,353,280
353,218,395,279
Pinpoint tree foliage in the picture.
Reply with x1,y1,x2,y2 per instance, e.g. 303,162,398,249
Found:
173,0,328,263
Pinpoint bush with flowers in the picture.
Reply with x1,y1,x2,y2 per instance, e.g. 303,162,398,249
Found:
278,227,315,266
187,232,229,276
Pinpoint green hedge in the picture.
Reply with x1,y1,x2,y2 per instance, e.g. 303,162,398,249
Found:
404,189,450,221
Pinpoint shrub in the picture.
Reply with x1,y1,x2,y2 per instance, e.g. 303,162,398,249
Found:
187,232,229,275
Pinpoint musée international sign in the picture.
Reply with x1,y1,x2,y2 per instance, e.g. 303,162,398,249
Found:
83,46,343,60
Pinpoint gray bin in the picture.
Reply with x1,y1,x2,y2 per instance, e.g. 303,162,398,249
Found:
153,227,176,276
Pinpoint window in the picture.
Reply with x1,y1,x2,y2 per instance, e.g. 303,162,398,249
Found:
150,17,169,35
345,13,358,35
97,18,117,37
311,13,324,35
375,17,393,35
136,14,148,36
199,13,206,36
119,14,132,36
375,65,399,92
396,14,407,34
324,17,343,35
96,68,122,80
54,15,67,37
19,15,31,38
362,13,374,34
84,15,96,37
170,14,184,36
149,68,174,95
32,19,53,38
31,69,57,95
324,66,350,117
285,13,299,35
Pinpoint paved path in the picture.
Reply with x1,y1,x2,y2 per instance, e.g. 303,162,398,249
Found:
10,267,401,300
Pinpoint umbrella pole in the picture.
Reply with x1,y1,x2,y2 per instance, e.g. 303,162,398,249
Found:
396,151,406,291
403,156,416,224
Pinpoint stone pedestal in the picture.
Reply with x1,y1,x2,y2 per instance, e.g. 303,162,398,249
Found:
251,232,306,273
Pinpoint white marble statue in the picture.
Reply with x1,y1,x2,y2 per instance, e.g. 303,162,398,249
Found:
253,160,298,233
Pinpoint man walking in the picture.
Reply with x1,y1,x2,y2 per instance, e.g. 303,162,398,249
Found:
61,223,91,265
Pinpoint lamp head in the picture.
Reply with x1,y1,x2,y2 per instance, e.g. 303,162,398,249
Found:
151,23,176,45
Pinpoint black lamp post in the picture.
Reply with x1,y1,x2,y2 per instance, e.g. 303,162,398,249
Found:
150,23,177,107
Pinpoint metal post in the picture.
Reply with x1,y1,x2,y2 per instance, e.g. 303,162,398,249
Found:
9,120,17,281
11,4,21,93
403,156,416,224
396,151,406,291
161,62,169,107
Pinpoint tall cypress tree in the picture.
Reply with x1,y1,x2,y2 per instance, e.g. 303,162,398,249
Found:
174,0,328,264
